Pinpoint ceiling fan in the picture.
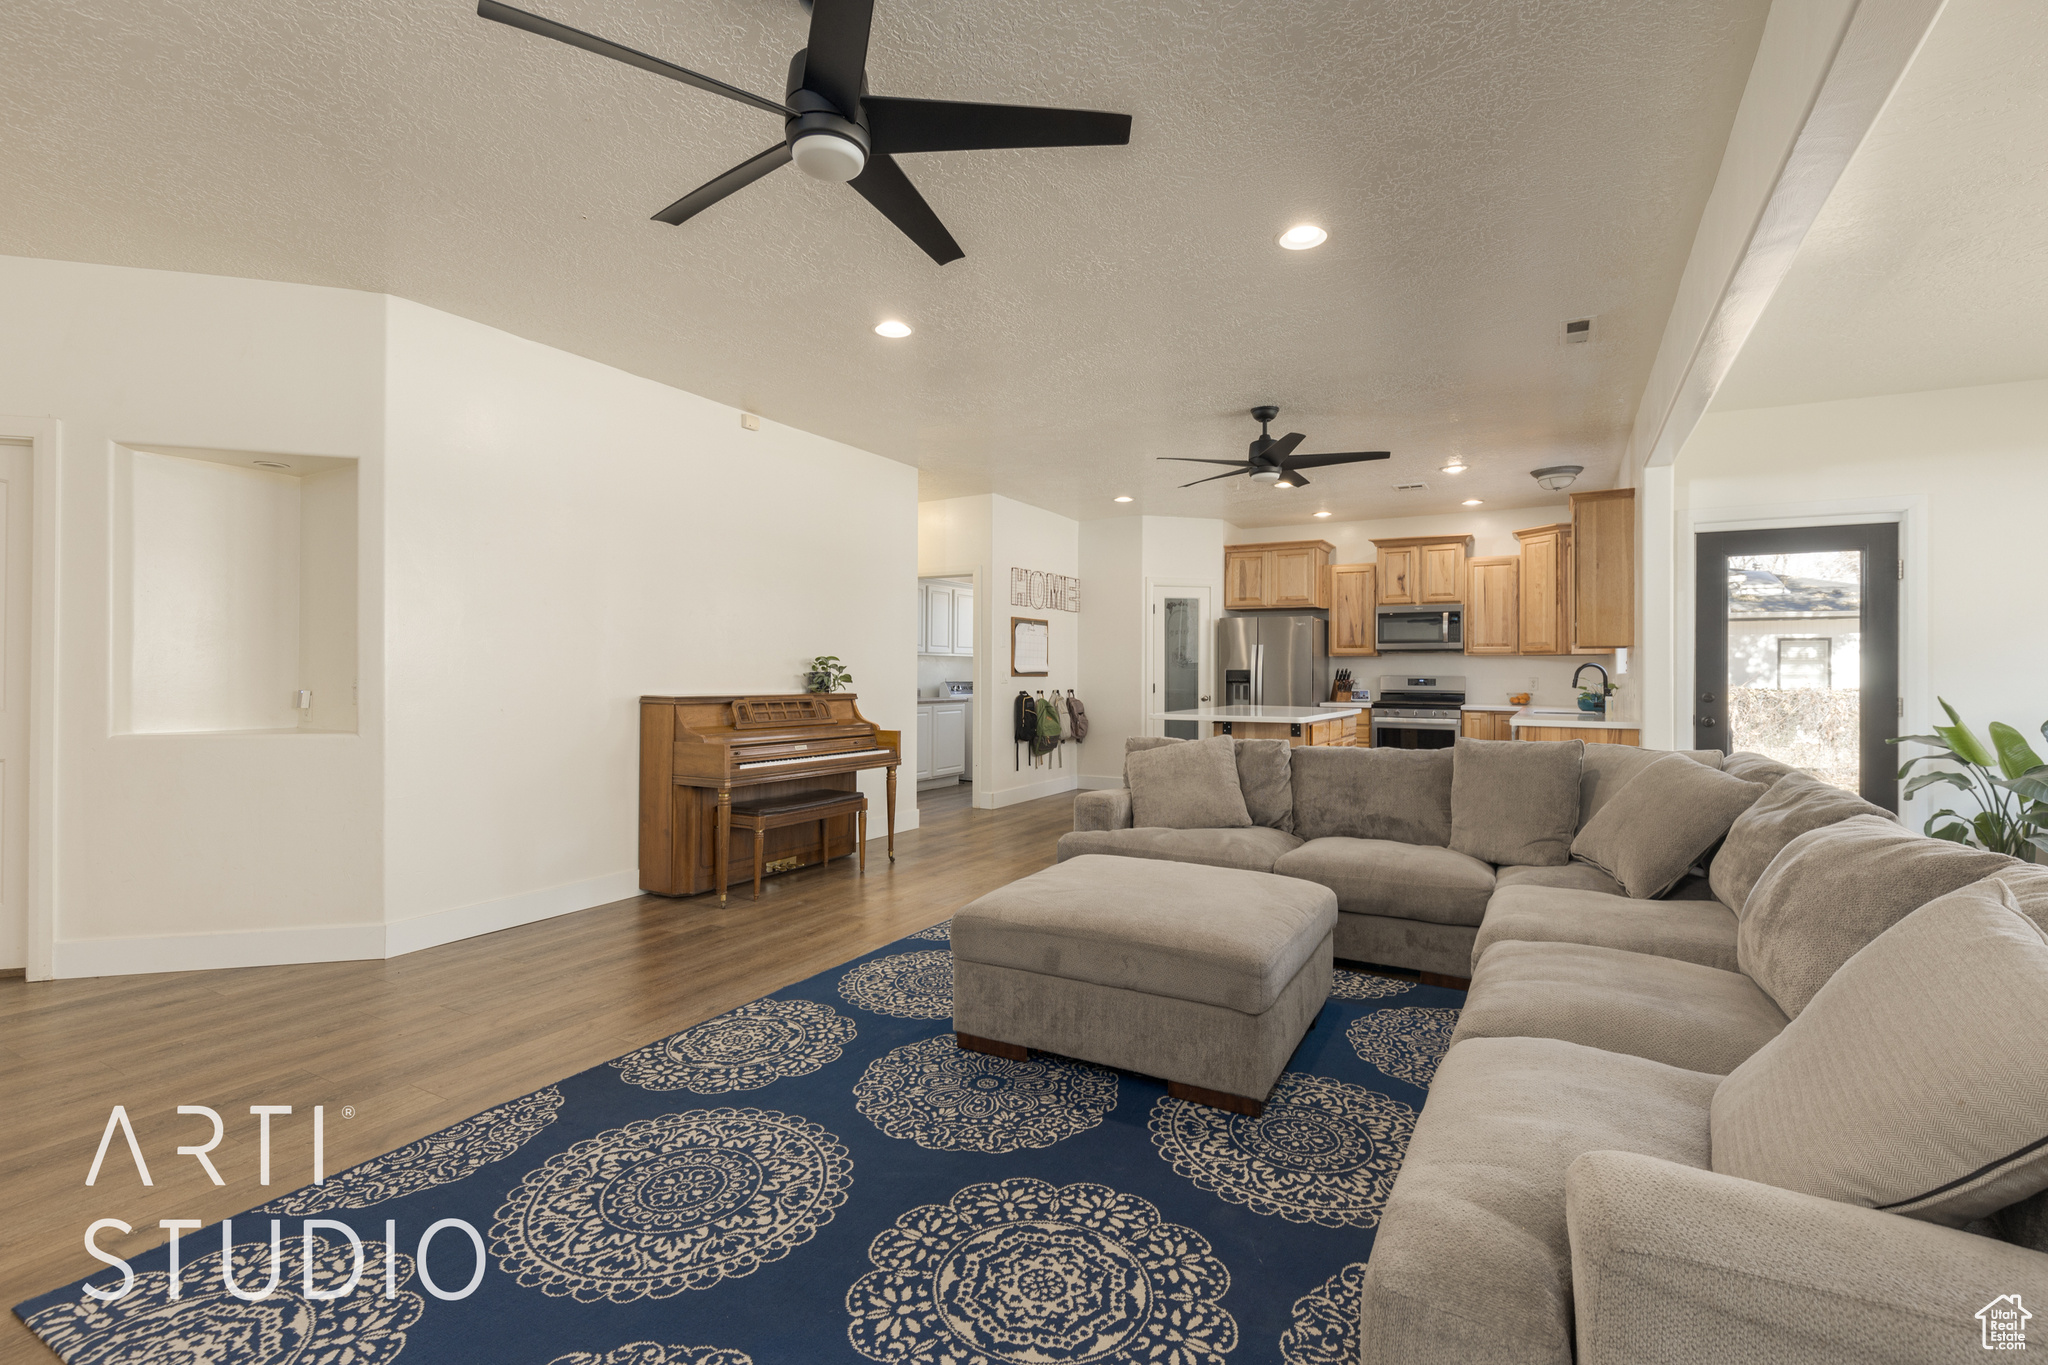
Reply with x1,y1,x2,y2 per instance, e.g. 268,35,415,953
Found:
476,0,1133,265
1161,406,1391,489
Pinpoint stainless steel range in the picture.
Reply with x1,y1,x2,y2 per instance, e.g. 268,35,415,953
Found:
1372,674,1466,750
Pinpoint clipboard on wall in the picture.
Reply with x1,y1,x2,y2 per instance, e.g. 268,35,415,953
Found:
1011,617,1049,676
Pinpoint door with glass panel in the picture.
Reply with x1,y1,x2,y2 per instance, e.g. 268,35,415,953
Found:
1694,524,1899,810
1152,586,1210,740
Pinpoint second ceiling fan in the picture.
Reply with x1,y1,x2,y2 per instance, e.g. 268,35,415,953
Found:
1162,406,1390,489
476,0,1133,264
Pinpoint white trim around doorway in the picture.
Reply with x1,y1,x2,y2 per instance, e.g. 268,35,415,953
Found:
0,417,60,981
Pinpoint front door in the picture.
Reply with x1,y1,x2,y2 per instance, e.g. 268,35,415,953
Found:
1694,523,1899,810
1152,585,1210,740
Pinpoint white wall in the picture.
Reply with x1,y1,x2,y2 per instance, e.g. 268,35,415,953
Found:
1670,378,2048,824
1234,506,1621,710
0,254,387,975
1077,518,1143,785
381,297,920,947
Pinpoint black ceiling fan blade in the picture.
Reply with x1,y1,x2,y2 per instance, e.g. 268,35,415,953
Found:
1157,457,1254,467
1276,469,1311,488
1283,451,1393,470
802,0,874,117
1179,469,1248,489
848,154,964,264
1257,432,1306,465
477,0,792,117
862,98,1133,155
652,143,793,225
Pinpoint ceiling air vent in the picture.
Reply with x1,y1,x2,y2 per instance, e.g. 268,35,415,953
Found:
1564,317,1593,344
1392,480,1429,493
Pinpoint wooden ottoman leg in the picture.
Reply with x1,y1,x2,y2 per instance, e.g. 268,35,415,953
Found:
1168,1080,1265,1118
954,1031,1029,1061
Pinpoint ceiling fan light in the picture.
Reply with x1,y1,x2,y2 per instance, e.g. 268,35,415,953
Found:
791,129,868,182
1249,468,1282,486
1278,224,1327,250
1531,464,1584,492
874,320,912,338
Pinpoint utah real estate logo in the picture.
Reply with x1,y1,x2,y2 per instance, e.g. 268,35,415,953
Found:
1980,1294,2031,1351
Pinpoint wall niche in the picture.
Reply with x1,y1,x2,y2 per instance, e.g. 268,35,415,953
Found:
112,444,358,735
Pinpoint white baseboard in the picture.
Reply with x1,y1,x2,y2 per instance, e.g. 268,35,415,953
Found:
1075,774,1122,790
987,772,1078,808
53,922,386,979
384,869,644,958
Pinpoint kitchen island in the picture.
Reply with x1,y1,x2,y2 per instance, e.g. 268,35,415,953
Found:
1462,704,1641,745
1154,703,1365,747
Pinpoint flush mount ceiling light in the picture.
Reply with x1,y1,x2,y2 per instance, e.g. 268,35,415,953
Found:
874,320,912,338
1440,458,1467,475
1462,498,1484,506
252,460,291,469
1277,224,1328,250
1531,464,1583,491
1249,468,1281,486
1113,495,1133,503
1314,510,1332,518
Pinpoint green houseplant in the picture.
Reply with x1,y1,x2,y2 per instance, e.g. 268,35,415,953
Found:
1889,698,2048,859
804,655,854,693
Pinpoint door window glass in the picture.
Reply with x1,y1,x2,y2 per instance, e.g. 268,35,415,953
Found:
1726,551,1862,791
1164,598,1199,740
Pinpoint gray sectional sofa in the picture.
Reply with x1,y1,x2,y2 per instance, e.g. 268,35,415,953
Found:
1063,735,2048,1363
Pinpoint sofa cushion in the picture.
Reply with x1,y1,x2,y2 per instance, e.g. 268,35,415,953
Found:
1494,861,1625,897
1570,755,1766,898
1473,884,1739,973
1055,825,1302,874
952,854,1336,1015
1722,750,1800,785
1233,738,1294,834
1707,771,1893,914
1737,813,2015,1017
1448,737,1584,867
1273,837,1495,927
1121,735,1181,782
1456,940,1786,1074
1126,735,1251,830
1289,745,1453,845
1988,862,2048,936
1579,745,1723,829
1360,1036,1716,1365
1713,878,2048,1226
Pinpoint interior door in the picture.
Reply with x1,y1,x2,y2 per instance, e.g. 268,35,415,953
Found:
1695,523,1899,810
1153,585,1211,739
0,442,26,971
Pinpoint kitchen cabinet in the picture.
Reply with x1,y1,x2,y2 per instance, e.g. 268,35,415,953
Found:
1465,557,1519,654
1571,488,1635,650
1371,535,1471,606
919,582,974,656
915,705,934,780
951,588,974,656
1329,564,1377,656
1461,710,1515,741
1222,541,1334,609
1513,524,1570,655
930,703,967,777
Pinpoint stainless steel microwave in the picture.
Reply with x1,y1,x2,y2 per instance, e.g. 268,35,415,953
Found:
1376,604,1464,652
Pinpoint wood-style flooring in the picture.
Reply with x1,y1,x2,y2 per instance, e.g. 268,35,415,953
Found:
0,789,1076,1363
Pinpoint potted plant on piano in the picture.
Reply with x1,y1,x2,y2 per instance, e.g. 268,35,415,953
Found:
805,655,854,693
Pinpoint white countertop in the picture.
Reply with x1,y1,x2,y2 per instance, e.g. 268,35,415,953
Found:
1508,706,1638,732
1153,704,1365,723
917,695,974,704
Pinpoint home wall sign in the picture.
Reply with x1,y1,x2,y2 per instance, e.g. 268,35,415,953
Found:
1010,568,1079,613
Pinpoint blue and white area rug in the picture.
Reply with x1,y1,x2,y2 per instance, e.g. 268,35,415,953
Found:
17,919,1463,1364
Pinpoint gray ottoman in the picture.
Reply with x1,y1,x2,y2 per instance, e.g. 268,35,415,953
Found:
951,853,1337,1115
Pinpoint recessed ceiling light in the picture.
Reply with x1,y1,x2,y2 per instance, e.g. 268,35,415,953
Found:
1277,224,1327,250
1462,498,1484,506
1313,510,1332,518
874,320,912,338
1441,459,1467,474
1113,495,1133,503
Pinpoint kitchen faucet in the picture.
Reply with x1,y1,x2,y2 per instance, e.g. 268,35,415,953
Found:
1572,662,1611,710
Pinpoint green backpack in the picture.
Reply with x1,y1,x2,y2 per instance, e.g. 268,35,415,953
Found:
1033,696,1062,756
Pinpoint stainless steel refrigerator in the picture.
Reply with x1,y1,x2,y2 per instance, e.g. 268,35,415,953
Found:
1216,616,1329,707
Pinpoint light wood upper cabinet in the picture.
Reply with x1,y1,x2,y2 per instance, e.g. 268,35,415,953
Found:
1222,541,1333,609
1330,564,1377,656
1466,556,1519,654
1571,489,1635,650
1513,524,1570,655
1372,535,1471,606
1377,546,1416,604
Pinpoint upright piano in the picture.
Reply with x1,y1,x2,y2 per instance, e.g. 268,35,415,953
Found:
640,693,901,900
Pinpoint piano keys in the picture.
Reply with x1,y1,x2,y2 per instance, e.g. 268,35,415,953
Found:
640,692,901,902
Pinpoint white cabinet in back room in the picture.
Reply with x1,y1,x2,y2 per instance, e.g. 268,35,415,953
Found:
924,584,955,654
931,702,967,778
951,588,973,656
915,705,935,780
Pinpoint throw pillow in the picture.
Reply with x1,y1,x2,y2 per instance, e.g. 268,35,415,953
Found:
1722,751,1800,786
1578,745,1722,828
1736,814,2016,1017
1126,735,1252,830
1122,735,1181,785
1447,737,1584,867
1568,754,1766,899
1290,746,1454,846
1711,878,2048,1226
1233,739,1295,834
1707,772,1894,914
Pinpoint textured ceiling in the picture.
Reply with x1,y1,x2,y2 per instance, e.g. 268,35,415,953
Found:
1714,0,2048,412
3,0,1766,525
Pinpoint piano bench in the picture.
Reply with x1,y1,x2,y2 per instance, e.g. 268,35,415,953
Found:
725,789,869,902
